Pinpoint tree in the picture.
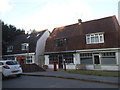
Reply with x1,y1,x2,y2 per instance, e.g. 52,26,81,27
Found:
2,21,25,54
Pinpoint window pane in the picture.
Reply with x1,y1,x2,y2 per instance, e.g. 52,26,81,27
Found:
91,37,94,43
86,35,90,37
86,37,90,44
81,58,93,64
95,35,99,43
100,35,103,42
101,57,116,64
101,52,115,57
80,53,93,64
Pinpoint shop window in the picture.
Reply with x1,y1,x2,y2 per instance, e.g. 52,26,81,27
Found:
101,52,116,65
80,53,93,64
101,57,116,65
49,54,74,64
49,55,58,64
63,54,74,63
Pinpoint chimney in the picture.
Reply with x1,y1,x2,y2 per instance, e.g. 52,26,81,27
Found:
78,19,82,25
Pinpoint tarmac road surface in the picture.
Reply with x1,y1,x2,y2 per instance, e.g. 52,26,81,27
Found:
2,75,119,88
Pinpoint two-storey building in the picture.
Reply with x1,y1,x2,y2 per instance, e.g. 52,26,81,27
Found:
44,16,120,71
3,30,50,66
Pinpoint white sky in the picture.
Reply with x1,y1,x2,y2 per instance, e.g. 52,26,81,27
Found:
0,0,119,32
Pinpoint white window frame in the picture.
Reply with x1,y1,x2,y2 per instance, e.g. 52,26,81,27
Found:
21,43,29,51
26,56,33,64
7,45,13,52
86,32,104,44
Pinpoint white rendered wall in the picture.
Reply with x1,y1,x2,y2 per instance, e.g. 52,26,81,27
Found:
48,64,59,69
35,30,50,66
101,65,118,71
85,65,94,70
48,64,75,70
119,51,120,71
45,55,49,65
117,51,120,71
73,53,80,64
85,65,118,71
32,55,35,63
66,64,76,69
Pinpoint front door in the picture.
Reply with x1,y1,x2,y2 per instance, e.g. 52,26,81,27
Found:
58,55,63,69
93,55,101,70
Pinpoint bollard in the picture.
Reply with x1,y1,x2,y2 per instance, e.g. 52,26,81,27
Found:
53,61,57,71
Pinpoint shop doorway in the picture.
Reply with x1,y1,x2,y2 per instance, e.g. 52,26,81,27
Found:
93,54,101,70
58,55,63,69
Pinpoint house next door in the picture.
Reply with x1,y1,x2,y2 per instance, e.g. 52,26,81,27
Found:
93,54,101,70
58,55,63,69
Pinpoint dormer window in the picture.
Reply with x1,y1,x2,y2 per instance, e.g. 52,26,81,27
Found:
7,46,13,52
55,38,67,47
21,43,29,51
86,33,104,44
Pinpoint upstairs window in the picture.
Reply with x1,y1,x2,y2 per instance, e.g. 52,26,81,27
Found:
21,43,29,51
55,38,67,47
86,33,104,44
7,46,13,52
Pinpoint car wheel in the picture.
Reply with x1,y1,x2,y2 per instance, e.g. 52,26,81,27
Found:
16,74,21,77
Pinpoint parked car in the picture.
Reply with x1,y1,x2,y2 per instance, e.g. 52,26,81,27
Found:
0,60,22,78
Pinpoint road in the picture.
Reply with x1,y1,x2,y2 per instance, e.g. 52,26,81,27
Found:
2,75,118,88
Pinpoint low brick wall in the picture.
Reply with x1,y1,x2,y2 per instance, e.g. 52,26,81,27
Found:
21,64,45,72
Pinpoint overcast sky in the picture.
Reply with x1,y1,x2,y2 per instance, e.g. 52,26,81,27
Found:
0,0,119,32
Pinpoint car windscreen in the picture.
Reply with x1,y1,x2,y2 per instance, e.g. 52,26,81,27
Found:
6,61,19,65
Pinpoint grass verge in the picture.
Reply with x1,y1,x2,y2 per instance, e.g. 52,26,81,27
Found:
66,70,120,77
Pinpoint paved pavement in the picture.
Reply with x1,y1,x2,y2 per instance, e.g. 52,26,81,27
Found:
22,69,120,86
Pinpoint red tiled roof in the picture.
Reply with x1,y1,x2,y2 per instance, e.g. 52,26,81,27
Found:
45,15,120,52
